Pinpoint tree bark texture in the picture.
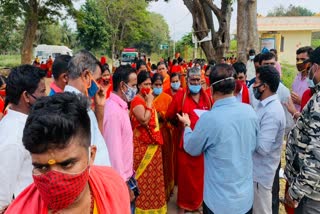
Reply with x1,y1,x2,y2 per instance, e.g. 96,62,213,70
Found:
237,0,258,63
183,0,232,61
21,0,38,64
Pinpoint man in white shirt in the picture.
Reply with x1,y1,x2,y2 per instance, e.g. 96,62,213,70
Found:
65,50,110,166
251,66,286,214
249,52,293,214
246,49,256,81
0,65,47,211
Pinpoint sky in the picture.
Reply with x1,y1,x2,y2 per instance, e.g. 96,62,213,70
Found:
148,0,320,41
73,0,320,41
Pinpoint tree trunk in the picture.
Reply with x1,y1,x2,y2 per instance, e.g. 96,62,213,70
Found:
237,0,248,63
183,0,232,61
237,0,258,63
247,0,258,53
21,1,38,64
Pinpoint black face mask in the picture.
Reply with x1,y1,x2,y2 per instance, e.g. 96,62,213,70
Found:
253,84,264,100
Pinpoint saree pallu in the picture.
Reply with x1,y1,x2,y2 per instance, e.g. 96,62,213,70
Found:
130,96,167,214
153,93,174,201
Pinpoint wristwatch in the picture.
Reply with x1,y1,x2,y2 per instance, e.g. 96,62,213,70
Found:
184,123,190,127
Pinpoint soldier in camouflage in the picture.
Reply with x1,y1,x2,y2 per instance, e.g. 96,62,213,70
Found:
284,46,320,214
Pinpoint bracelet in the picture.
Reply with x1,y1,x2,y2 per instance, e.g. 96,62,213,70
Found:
292,111,300,119
145,106,152,111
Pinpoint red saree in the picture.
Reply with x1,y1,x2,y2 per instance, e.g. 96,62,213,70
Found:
130,96,167,213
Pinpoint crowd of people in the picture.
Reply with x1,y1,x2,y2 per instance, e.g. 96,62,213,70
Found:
0,46,319,214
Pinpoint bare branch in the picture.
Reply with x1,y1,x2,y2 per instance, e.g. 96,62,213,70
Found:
202,0,221,21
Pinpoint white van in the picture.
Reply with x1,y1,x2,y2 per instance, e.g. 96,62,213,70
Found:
34,44,73,62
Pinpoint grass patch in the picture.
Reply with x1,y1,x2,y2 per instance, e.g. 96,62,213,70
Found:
281,63,297,90
0,55,21,68
311,39,320,49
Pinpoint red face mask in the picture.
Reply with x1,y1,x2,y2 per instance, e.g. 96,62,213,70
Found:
33,166,89,211
140,87,151,95
235,80,243,94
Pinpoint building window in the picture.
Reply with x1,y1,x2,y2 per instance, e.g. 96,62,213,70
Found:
280,36,284,52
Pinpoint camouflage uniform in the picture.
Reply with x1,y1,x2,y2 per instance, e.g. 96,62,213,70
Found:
285,84,320,202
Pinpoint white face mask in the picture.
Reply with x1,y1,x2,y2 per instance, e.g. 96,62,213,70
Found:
249,55,255,60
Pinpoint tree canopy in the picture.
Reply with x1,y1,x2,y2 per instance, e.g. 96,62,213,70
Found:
0,0,74,63
77,0,111,52
267,4,315,17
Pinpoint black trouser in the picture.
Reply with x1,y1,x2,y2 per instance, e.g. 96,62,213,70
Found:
272,163,281,214
203,202,253,214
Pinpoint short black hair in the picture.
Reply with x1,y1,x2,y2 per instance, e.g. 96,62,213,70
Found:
172,59,177,65
208,59,216,66
101,64,110,74
6,65,46,106
170,72,180,80
256,65,280,93
259,52,275,65
23,92,91,154
249,49,255,54
232,62,247,75
270,49,277,54
136,59,147,70
254,54,261,63
151,64,157,70
309,46,320,65
52,55,71,80
112,65,135,92
296,46,313,56
137,70,151,86
210,64,235,94
151,73,163,84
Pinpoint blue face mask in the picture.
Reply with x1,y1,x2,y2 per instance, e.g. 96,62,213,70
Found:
171,82,181,90
188,84,201,94
307,78,315,88
153,87,163,95
88,80,99,98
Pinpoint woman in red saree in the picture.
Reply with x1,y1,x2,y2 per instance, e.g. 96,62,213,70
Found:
130,71,167,213
152,73,174,202
98,64,112,99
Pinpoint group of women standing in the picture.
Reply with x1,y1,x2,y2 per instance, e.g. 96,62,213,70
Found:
129,62,184,213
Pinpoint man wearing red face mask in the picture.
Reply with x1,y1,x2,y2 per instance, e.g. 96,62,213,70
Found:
233,62,250,104
5,93,130,214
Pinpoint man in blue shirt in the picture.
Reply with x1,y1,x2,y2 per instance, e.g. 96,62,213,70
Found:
251,66,286,214
177,64,258,214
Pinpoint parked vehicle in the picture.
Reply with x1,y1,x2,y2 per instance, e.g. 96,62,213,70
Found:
34,44,73,62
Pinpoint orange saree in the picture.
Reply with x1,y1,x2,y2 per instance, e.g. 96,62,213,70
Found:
130,96,167,213
153,92,174,201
